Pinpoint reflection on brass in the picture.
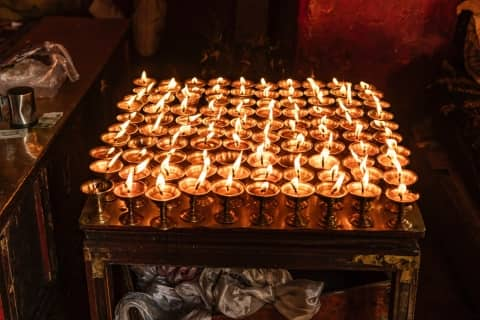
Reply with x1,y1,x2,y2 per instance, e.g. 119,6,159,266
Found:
84,248,112,279
353,254,420,283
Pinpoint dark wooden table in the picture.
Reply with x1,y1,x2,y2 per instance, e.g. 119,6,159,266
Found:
80,190,425,320
0,16,129,320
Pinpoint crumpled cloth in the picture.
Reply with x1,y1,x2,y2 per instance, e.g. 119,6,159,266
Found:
114,267,324,320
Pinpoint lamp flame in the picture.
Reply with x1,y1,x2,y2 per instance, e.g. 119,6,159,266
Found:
340,84,347,96
294,154,302,177
167,78,177,90
146,81,155,93
180,96,189,112
261,78,267,86
240,76,246,86
261,181,269,193
107,152,122,170
240,84,246,95
135,158,150,174
291,177,300,194
307,77,318,91
126,167,134,193
232,151,243,176
354,123,363,138
361,169,370,194
226,171,234,191
329,164,339,181
288,86,295,96
332,77,339,85
331,173,345,194
397,183,407,200
288,119,296,132
155,172,166,194
140,70,148,83
263,86,271,97
195,166,208,191
236,101,244,115
360,81,370,90
374,96,382,115
287,78,293,87
345,110,352,125
160,153,171,176
152,113,164,132
296,133,305,149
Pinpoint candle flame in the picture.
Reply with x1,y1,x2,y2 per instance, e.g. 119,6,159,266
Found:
287,78,293,87
208,100,215,111
360,81,370,90
195,166,208,191
351,149,360,163
331,172,345,194
346,83,352,104
295,133,305,148
294,154,302,176
354,123,363,138
192,77,198,84
205,130,215,142
256,143,265,161
107,151,122,169
338,99,347,112
240,76,246,86
146,81,155,93
217,76,224,84
393,157,403,175
266,164,273,176
182,85,191,97
362,169,370,189
288,86,295,96
316,87,324,102
135,158,150,174
330,164,339,181
129,112,137,120
154,95,166,112
139,148,147,158
167,78,177,90
340,84,347,96
107,147,116,156
327,132,334,148
307,77,318,91
288,119,296,132
320,148,330,163
202,149,209,163
232,132,241,146
234,118,242,134
160,154,171,176
180,96,189,112
170,130,181,146
213,84,221,93
261,78,267,86
263,121,271,137
235,100,243,115
226,171,234,190
293,104,300,122
152,113,164,132
261,181,269,193
345,110,353,125
291,177,300,194
126,167,134,193
140,70,148,83
386,138,398,151
114,120,130,139
155,169,166,188
360,155,369,174
374,96,382,115
126,95,136,108
332,77,339,85
263,85,271,97
384,127,393,137
397,183,407,198
240,84,246,95
318,123,328,135
232,151,243,175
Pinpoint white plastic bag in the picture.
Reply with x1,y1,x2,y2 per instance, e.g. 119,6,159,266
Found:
0,41,79,98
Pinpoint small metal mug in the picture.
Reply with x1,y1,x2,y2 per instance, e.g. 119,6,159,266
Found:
7,86,37,128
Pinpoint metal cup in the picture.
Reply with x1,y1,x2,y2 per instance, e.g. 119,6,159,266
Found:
7,86,37,128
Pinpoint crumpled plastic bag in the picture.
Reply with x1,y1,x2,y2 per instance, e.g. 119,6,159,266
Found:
0,41,79,97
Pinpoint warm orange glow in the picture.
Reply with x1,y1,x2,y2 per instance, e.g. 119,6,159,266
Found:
318,123,328,134
344,110,352,125
212,84,221,93
307,77,318,91
126,95,136,107
226,170,234,190
263,86,271,97
135,158,150,174
256,143,265,160
360,81,370,90
232,132,241,146
288,119,296,132
338,99,347,112
316,87,323,102
346,83,352,104
180,96,189,112
240,76,246,86
294,154,302,175
125,167,134,193
208,100,215,111
235,100,243,114
261,78,267,86
361,169,370,188
293,104,300,122
290,177,300,193
331,172,345,194
360,155,368,174
234,117,242,133
155,172,166,192
144,82,154,94
232,151,243,174
350,149,360,163
195,165,208,190
114,120,130,139
393,157,403,175
141,70,148,82
288,86,294,96
189,114,201,123
295,133,305,148
107,152,122,169
374,96,382,115
398,183,407,195
287,78,293,87
107,147,116,156
240,84,246,95
386,138,397,151
354,123,363,138
170,130,181,146
261,181,269,193
263,121,271,137
320,147,330,160
160,153,171,175
384,127,393,137
266,164,273,176
329,164,339,180
154,95,166,111
167,78,177,90
332,77,339,85
205,131,215,142
340,84,347,96
327,132,334,148
139,148,147,157
152,113,164,131
192,77,198,84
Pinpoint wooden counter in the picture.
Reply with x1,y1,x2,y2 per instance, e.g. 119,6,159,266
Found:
0,16,129,320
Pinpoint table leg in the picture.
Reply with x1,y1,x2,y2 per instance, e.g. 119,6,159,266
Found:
84,247,113,320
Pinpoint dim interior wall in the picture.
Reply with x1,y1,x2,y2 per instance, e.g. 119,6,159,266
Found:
295,0,460,111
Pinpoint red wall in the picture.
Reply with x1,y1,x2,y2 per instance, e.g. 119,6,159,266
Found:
296,0,460,89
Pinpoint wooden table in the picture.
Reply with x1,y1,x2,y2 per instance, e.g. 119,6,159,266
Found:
0,16,129,320
80,191,425,320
